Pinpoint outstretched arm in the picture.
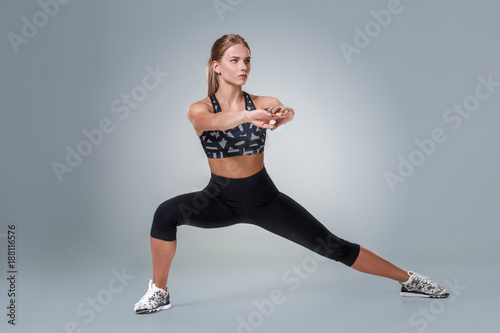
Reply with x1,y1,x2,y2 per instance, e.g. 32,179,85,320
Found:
187,102,277,132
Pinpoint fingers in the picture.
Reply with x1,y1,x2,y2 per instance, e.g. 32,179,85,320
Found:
263,106,284,115
249,108,290,130
250,109,273,121
262,122,277,130
269,119,281,131
263,107,291,117
268,111,294,131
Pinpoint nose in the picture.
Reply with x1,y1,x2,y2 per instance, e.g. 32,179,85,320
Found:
240,61,249,72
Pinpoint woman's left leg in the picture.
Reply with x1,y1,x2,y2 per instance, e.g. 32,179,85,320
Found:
351,246,409,282
248,192,360,266
249,192,408,281
248,191,449,297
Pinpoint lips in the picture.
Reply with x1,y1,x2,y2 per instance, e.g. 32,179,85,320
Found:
239,74,247,78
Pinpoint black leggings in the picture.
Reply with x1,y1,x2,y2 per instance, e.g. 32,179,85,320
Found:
150,167,360,266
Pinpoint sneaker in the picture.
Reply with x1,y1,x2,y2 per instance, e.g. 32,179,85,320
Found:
134,280,172,314
400,271,449,298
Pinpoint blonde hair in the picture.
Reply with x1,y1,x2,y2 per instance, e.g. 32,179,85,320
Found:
207,34,250,96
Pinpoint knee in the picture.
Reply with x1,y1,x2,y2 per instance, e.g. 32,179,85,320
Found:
150,200,181,242
314,233,360,267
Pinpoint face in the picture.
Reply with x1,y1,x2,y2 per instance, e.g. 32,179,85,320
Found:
213,43,251,85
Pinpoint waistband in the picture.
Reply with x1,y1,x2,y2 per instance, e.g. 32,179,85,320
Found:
206,167,279,204
210,166,268,186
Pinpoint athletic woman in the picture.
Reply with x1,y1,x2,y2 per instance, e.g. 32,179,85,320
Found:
134,34,448,314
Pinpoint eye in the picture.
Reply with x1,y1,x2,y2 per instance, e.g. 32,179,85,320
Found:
245,60,251,64
231,59,237,63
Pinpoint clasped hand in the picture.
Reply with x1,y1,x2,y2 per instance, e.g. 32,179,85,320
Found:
247,106,294,131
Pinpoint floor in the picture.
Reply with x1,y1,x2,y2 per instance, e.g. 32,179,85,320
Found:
7,250,496,333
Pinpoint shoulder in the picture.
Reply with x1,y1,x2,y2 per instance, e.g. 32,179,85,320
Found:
187,96,213,118
247,93,283,109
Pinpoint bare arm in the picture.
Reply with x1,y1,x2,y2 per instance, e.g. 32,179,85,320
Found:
187,102,277,132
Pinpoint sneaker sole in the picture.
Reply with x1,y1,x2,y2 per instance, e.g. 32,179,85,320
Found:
135,303,172,314
400,292,449,298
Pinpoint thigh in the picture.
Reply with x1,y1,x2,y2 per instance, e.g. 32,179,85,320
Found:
248,193,330,248
248,192,359,265
150,189,241,241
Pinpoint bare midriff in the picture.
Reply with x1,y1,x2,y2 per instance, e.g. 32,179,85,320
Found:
207,153,264,178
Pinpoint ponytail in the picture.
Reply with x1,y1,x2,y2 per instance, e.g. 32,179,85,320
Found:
207,58,219,97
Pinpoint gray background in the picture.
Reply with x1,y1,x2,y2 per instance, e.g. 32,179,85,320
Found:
1,0,499,332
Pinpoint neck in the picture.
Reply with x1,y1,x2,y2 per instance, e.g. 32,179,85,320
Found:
215,83,244,107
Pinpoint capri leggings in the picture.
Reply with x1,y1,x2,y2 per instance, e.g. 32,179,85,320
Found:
150,167,360,266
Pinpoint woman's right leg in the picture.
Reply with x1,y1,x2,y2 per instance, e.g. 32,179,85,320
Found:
151,238,176,291
148,188,240,291
135,187,240,314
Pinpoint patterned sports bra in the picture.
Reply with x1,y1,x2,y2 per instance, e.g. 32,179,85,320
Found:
199,92,267,159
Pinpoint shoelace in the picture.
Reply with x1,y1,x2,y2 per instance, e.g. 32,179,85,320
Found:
413,274,439,288
404,272,431,285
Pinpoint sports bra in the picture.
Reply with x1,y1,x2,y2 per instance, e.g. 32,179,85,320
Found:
199,92,266,159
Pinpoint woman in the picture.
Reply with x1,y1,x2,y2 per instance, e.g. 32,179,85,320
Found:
134,34,448,314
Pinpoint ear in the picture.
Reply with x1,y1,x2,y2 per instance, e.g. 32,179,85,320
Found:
212,60,220,74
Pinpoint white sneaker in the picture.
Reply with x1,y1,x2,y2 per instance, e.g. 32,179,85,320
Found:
400,272,449,298
134,280,171,314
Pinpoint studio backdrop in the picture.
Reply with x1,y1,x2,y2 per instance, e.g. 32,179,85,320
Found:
1,1,499,332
